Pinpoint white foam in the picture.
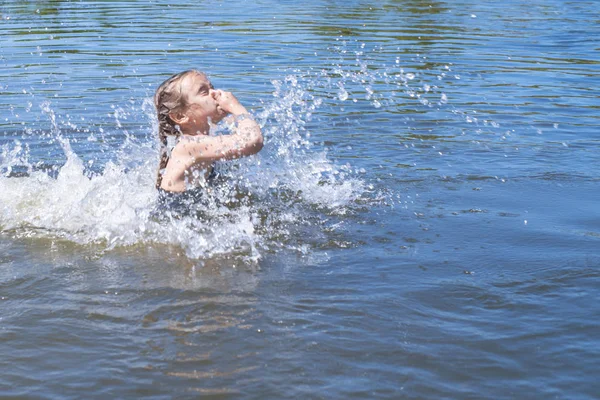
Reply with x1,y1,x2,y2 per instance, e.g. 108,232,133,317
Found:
0,76,368,261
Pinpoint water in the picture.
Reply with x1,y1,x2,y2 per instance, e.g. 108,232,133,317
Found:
1,0,599,398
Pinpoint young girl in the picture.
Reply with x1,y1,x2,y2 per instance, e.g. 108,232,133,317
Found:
154,69,263,193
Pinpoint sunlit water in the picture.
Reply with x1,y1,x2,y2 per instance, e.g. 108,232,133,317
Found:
1,1,599,398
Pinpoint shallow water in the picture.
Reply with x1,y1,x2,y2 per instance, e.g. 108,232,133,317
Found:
1,0,599,398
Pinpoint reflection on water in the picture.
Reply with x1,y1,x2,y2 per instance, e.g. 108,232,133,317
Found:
1,0,599,398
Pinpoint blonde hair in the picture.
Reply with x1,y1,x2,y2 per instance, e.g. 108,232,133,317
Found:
153,69,202,188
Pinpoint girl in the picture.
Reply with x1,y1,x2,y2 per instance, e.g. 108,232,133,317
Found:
154,70,263,193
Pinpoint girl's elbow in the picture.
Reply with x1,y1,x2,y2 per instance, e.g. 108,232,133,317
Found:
237,138,263,158
254,136,264,153
245,134,263,156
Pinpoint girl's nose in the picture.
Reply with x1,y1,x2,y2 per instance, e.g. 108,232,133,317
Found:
210,89,221,100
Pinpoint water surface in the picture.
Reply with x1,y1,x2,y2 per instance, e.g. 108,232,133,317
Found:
1,0,599,398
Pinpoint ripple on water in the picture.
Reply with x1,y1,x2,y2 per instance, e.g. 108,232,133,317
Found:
1,0,599,398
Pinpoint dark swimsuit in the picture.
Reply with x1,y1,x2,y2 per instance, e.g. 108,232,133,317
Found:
156,163,220,214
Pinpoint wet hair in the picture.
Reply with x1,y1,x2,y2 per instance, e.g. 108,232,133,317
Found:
153,69,202,188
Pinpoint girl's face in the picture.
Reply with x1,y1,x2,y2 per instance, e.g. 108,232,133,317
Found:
177,72,226,134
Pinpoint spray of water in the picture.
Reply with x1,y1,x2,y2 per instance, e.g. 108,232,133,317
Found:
0,73,373,262
2,41,476,261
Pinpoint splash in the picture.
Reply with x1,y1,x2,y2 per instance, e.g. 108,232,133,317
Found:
3,41,460,262
0,75,370,262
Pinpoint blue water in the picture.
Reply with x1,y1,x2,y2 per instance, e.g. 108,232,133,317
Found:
1,0,599,398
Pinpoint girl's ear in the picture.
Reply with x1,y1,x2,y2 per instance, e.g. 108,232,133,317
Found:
168,111,188,125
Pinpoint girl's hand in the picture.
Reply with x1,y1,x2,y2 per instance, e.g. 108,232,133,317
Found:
213,90,247,115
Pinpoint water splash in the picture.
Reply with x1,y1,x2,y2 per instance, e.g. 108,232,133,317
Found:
3,41,468,262
0,75,371,262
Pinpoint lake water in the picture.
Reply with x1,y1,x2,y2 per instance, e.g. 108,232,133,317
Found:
1,0,599,398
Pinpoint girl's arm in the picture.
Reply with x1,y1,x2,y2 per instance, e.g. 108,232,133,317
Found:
172,117,263,163
169,92,263,169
